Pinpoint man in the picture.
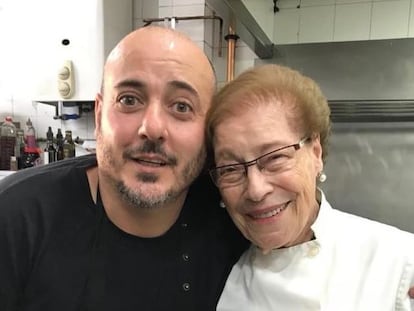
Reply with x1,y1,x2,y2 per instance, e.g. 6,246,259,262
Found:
0,26,246,310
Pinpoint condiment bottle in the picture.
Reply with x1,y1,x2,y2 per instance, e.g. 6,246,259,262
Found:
0,116,17,170
44,127,56,164
63,130,75,159
56,129,64,161
24,118,37,149
14,129,25,169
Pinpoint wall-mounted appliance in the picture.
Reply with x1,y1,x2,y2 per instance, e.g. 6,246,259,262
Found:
34,0,132,102
3,0,132,118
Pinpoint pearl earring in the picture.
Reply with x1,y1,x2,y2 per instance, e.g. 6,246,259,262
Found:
219,201,226,209
318,172,327,183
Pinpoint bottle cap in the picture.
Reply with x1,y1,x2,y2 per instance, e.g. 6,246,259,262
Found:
24,146,40,154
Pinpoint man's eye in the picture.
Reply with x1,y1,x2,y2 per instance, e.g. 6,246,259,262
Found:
119,95,140,106
173,102,192,113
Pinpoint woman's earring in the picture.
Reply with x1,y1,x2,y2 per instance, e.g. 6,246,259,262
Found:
219,200,226,209
317,171,327,183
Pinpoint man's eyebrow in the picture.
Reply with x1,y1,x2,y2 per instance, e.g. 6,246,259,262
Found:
168,80,199,98
114,79,146,90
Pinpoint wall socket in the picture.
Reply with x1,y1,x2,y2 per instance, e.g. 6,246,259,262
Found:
57,60,74,99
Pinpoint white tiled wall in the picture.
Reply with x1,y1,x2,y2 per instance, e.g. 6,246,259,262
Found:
334,3,372,41
2,0,414,140
370,0,411,39
299,6,336,42
271,0,414,44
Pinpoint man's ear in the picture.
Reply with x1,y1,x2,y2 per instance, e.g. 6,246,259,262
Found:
94,93,103,135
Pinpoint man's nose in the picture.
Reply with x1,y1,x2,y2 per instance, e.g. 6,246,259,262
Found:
137,103,167,141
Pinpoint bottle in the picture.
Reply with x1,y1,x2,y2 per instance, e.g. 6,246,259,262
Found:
24,118,37,149
10,156,18,171
63,130,75,159
14,129,25,169
21,146,40,169
0,116,17,170
20,118,41,169
44,127,56,164
56,129,64,161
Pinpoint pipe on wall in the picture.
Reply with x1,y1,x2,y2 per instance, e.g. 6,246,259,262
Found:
224,26,239,82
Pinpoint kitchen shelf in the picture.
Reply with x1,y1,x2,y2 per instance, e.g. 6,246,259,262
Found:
35,100,95,120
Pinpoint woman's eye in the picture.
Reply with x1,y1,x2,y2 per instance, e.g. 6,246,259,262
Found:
220,166,237,175
268,153,284,161
219,165,243,176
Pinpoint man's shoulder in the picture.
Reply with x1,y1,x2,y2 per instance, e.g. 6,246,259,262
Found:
0,154,97,191
0,154,97,213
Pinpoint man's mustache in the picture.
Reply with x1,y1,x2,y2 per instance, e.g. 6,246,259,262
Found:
123,140,177,166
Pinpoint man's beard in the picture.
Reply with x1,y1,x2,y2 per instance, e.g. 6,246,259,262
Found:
96,131,206,209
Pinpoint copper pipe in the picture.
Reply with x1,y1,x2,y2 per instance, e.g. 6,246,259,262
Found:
225,27,239,82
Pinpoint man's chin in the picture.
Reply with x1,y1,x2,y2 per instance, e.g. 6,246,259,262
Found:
117,178,180,209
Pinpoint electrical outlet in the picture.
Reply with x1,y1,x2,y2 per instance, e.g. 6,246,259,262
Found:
57,60,74,99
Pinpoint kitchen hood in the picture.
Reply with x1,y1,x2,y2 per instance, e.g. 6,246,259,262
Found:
255,38,414,122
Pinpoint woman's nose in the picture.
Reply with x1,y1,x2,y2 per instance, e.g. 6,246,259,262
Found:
245,167,273,202
137,104,167,141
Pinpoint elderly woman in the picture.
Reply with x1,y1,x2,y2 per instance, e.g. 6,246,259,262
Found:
206,64,414,310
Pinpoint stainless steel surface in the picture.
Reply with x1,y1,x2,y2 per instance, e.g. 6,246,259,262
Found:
256,38,414,101
328,100,414,122
321,123,414,233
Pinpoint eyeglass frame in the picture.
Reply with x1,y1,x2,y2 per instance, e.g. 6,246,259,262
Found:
209,137,311,187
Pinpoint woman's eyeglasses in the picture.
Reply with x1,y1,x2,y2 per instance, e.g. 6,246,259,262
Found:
209,137,311,188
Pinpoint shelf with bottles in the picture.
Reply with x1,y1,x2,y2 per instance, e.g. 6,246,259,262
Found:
0,115,95,172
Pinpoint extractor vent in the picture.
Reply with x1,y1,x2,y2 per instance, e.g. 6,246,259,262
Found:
328,100,414,122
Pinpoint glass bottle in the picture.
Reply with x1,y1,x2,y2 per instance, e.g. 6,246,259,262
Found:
14,129,25,169
56,129,64,161
21,118,41,169
0,116,17,170
10,156,18,171
24,118,37,149
44,127,56,164
63,130,75,159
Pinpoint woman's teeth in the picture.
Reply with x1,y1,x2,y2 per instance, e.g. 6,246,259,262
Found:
252,203,288,219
